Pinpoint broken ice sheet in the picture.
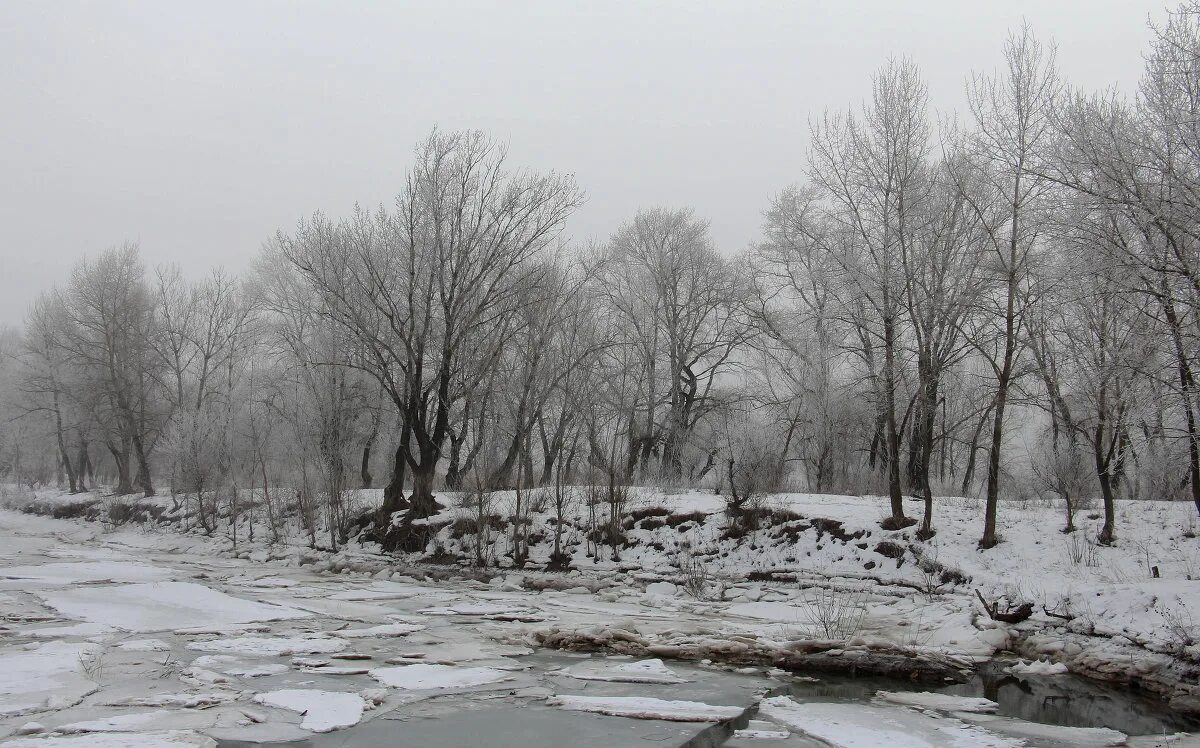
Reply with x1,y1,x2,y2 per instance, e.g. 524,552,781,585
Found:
368,663,510,690
190,654,290,677
253,689,365,733
4,732,218,747
546,694,744,722
874,690,999,713
0,641,100,716
0,561,173,587
186,635,347,656
758,696,1021,747
559,657,690,684
38,581,309,632
337,622,425,638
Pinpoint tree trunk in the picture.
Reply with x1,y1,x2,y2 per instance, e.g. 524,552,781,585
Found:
108,440,134,495
132,433,154,496
980,387,1008,548
52,391,77,494
882,314,906,524
381,423,412,516
360,442,373,489
409,460,439,518
1161,288,1200,517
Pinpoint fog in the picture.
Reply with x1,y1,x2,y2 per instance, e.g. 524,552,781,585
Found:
0,0,1158,325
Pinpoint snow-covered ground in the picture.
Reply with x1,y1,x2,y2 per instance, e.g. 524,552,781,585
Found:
1,485,1198,746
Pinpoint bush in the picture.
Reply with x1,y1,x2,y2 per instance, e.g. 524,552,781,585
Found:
798,585,869,639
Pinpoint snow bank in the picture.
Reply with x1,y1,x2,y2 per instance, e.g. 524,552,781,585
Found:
547,694,744,722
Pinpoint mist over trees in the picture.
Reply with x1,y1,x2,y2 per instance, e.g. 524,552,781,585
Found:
5,4,1200,551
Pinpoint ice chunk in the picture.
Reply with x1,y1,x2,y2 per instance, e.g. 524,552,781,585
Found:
116,638,172,652
759,697,1020,747
369,663,509,690
254,689,365,733
39,581,308,632
0,641,100,716
4,731,216,747
547,695,744,722
561,657,689,684
0,561,173,586
103,692,239,708
875,691,999,713
187,635,346,656
1005,659,1069,676
58,711,162,732
338,622,425,638
191,654,289,677
956,713,1126,746
735,719,791,739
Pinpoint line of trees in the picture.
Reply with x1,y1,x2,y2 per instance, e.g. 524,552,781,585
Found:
3,6,1200,549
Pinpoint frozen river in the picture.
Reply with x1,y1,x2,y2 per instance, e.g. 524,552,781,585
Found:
0,508,1194,747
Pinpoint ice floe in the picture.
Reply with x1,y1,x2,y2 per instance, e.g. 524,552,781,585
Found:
559,657,689,684
874,691,999,713
253,689,365,733
337,622,425,638
190,655,289,677
4,732,217,747
0,641,100,716
759,697,1020,747
368,663,510,690
1005,659,1070,676
546,695,744,721
39,581,308,632
186,635,347,656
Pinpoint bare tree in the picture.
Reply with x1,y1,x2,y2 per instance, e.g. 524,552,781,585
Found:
963,25,1060,548
599,208,750,481
59,244,162,496
278,129,583,527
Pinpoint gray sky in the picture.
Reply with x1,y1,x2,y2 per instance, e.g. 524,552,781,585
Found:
0,0,1165,326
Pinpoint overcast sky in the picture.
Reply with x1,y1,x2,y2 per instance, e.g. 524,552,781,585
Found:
0,1,1167,326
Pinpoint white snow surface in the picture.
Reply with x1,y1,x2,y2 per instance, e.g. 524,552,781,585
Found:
547,695,744,721
253,689,365,733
